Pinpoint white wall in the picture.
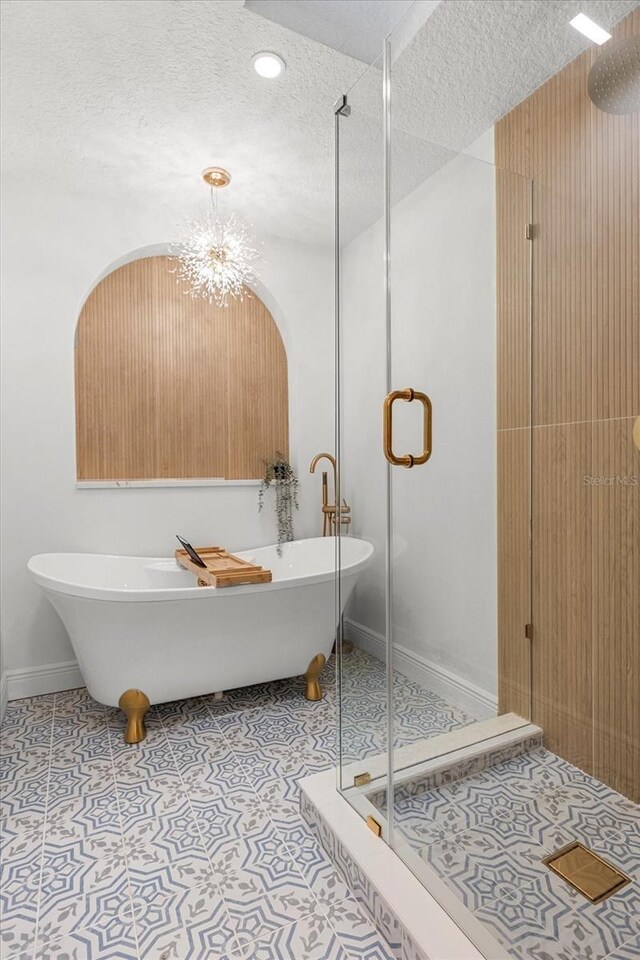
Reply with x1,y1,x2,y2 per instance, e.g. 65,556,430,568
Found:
0,179,334,700
340,130,499,715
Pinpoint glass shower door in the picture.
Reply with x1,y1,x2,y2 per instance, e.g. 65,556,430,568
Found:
335,55,390,804
385,2,533,908
336,6,534,951
336,3,533,840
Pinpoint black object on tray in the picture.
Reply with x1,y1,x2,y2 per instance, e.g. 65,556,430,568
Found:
176,535,207,568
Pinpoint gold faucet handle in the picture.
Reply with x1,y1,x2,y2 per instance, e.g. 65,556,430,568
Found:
340,500,351,514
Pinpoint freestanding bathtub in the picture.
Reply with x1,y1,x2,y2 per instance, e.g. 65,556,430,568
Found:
28,537,373,740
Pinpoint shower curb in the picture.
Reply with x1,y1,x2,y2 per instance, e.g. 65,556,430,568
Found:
369,729,544,808
300,770,506,960
300,720,542,959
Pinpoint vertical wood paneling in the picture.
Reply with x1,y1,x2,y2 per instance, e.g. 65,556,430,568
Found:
590,418,640,800
497,429,530,718
75,256,288,480
532,422,594,776
495,169,530,430
226,294,290,480
496,9,639,801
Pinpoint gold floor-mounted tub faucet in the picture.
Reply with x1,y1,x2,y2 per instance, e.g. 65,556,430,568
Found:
309,452,352,536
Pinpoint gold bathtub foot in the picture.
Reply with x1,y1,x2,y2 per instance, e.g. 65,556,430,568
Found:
304,654,326,702
118,689,151,744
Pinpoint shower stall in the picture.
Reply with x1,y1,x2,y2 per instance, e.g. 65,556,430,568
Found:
331,2,640,957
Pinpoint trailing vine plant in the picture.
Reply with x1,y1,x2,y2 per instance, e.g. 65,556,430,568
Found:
258,452,299,556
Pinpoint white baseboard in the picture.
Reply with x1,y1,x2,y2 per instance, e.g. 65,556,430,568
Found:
3,660,84,704
344,617,498,721
0,672,8,720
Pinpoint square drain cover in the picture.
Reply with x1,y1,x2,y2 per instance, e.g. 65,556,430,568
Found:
544,841,630,903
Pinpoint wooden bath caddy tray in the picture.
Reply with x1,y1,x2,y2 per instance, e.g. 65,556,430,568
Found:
175,546,272,588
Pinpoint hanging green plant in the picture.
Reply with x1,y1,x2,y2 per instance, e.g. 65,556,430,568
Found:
258,452,299,555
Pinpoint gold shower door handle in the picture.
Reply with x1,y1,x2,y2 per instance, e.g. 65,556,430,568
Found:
383,388,433,468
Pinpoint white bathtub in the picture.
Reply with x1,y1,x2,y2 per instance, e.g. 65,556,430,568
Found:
28,537,373,707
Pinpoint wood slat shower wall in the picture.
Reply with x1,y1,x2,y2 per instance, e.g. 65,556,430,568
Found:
75,256,288,481
496,9,640,802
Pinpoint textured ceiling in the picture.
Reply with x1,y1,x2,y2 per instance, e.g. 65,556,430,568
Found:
244,0,416,64
1,0,638,246
0,0,364,245
339,0,640,239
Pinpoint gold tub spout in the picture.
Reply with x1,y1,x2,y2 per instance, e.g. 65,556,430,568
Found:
304,653,326,701
118,689,151,744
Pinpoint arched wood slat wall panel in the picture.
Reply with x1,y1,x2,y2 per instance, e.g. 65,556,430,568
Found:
75,256,289,480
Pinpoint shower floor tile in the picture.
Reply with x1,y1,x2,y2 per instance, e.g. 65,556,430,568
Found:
381,746,639,960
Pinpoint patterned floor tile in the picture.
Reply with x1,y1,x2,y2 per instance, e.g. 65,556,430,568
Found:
565,806,640,876
587,885,640,953
277,819,351,908
1,744,51,782
3,695,55,722
233,907,348,960
36,866,133,947
126,835,215,890
113,765,185,815
1,771,50,818
325,898,398,959
3,649,639,960
216,827,317,943
469,858,579,940
137,902,234,959
386,727,640,959
46,766,115,815
178,748,257,796
467,802,568,855
231,709,311,754
110,743,175,782
199,790,270,851
38,842,126,933
48,726,94,755
36,924,139,959
46,824,126,865
49,786,122,835
239,744,309,791
1,843,43,927
297,738,338,773
126,867,233,958
0,911,37,958
202,677,306,719
0,920,37,960
417,829,481,880
1,809,47,861
606,936,640,960
122,796,207,859
1,723,55,755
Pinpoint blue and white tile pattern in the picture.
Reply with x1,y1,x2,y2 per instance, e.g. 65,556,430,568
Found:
2,649,638,960
382,748,640,960
0,655,396,960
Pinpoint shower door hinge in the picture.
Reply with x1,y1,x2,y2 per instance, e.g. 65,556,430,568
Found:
366,815,382,838
334,94,351,117
525,622,533,640
353,772,371,788
525,223,534,240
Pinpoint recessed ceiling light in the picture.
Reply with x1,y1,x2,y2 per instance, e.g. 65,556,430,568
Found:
569,13,612,45
252,52,285,79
